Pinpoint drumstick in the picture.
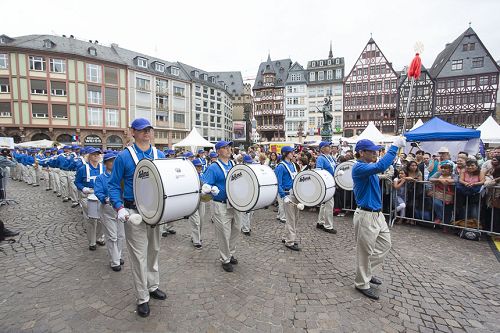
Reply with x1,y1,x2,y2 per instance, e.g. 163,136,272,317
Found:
288,201,305,210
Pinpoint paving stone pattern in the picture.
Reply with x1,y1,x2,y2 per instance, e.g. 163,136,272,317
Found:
0,181,499,333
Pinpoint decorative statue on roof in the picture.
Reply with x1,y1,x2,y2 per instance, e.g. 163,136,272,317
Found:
318,96,333,141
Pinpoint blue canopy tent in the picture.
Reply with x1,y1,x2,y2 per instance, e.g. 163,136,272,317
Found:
404,117,481,158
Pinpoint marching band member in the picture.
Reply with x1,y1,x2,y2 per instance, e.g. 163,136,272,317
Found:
240,154,255,236
316,141,338,234
190,159,205,248
108,118,167,318
209,151,218,163
94,152,124,272
202,140,241,272
74,147,105,251
68,146,81,208
34,149,43,186
351,138,405,300
275,146,300,251
196,149,208,172
40,149,53,191
56,145,72,202
49,148,62,196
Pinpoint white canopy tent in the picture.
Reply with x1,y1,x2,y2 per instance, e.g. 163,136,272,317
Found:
172,127,215,152
15,139,55,148
476,116,500,144
0,137,15,149
345,122,396,144
409,119,424,131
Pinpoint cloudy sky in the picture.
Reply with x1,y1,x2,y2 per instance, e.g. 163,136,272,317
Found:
4,0,500,82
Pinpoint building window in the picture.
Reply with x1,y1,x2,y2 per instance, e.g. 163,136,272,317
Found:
155,62,165,72
472,57,484,68
104,67,118,85
463,43,475,51
52,104,67,119
479,76,488,85
156,95,168,110
32,103,49,118
105,108,119,127
88,107,103,126
0,102,11,117
309,72,315,81
451,60,463,71
326,70,333,80
87,86,102,104
0,78,9,93
335,69,342,79
173,86,185,97
88,47,97,56
136,77,150,91
311,61,316,67
105,87,119,106
171,67,180,76
0,54,8,69
49,59,66,73
491,75,497,84
29,56,46,71
318,71,324,80
156,79,168,94
51,81,66,96
30,79,47,95
137,58,148,68
86,64,101,83
173,113,185,123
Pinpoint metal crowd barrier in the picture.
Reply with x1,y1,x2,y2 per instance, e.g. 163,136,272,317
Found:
336,179,500,237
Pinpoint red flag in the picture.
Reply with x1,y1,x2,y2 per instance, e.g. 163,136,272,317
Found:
408,53,422,79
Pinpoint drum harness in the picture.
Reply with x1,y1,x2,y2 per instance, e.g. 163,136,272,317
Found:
279,161,297,195
213,159,234,204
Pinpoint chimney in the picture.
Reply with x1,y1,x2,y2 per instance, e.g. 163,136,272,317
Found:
62,34,66,38
70,35,74,38
94,40,98,44
111,43,119,48
89,40,92,43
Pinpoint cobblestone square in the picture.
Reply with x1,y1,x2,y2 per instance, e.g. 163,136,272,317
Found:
0,182,499,333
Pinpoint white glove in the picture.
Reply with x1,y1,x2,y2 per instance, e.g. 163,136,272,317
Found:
283,196,291,204
82,187,93,194
392,136,406,149
201,183,212,194
117,208,130,223
105,197,110,204
211,186,220,196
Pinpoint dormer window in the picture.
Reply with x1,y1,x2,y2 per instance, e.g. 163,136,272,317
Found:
88,47,97,56
171,66,180,76
211,77,215,83
319,60,324,66
194,70,199,78
311,61,316,67
327,60,332,65
137,57,148,68
335,58,340,64
155,62,165,72
203,74,208,81
0,37,4,44
43,39,54,49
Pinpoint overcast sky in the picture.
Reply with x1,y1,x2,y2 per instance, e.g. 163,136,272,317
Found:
4,0,500,82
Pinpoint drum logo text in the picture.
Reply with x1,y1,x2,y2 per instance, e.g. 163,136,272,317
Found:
339,166,350,171
230,172,242,181
138,170,149,179
299,176,311,182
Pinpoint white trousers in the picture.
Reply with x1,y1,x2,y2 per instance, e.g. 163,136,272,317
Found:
317,197,335,230
80,194,104,246
51,168,61,194
68,171,78,203
353,208,392,290
189,201,207,245
35,166,41,185
124,208,161,304
100,203,125,267
212,201,241,263
283,194,300,246
60,170,70,199
42,168,51,190
277,196,286,221
240,211,253,233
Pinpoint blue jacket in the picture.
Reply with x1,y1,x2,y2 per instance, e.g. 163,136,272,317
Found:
201,159,233,202
94,171,111,204
274,160,296,198
316,154,336,176
74,162,103,190
56,154,71,171
352,145,398,211
108,144,165,210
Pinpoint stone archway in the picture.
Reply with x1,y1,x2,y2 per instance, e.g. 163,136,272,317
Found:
56,134,73,144
106,135,123,149
31,133,51,141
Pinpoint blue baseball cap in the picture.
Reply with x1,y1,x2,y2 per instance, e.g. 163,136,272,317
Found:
209,152,218,158
215,140,233,150
192,159,202,167
86,147,102,155
130,118,153,130
319,141,332,149
58,149,64,154
198,149,205,154
71,145,80,150
243,155,254,164
167,149,176,156
63,145,71,150
183,151,194,158
281,146,294,155
355,139,382,152
103,152,117,162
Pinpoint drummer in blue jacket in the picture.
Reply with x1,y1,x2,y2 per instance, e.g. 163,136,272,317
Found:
315,141,338,234
75,147,105,250
94,152,124,272
275,146,300,251
108,118,166,318
196,149,208,172
189,159,205,249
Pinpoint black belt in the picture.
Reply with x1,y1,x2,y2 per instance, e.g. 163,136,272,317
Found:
213,199,227,204
359,207,381,213
124,200,137,210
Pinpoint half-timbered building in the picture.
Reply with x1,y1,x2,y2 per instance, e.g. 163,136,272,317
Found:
343,38,398,137
430,27,499,128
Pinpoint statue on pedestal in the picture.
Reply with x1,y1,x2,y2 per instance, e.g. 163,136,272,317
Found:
317,96,333,141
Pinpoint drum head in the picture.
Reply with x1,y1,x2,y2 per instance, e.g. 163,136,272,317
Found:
293,170,332,206
226,165,259,212
133,159,164,225
334,160,355,191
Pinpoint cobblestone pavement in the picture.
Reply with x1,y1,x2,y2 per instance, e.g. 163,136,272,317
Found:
0,181,499,333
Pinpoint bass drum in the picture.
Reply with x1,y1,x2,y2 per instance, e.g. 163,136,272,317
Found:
226,164,278,212
133,159,200,225
87,193,100,219
334,160,355,191
293,169,335,207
